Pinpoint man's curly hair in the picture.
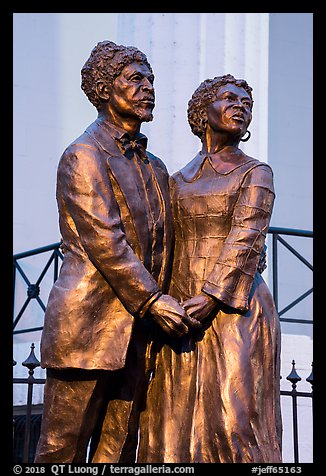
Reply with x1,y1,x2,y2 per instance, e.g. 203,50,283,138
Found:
81,40,152,109
187,74,253,139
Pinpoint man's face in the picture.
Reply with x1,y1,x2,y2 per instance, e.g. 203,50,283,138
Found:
108,62,155,123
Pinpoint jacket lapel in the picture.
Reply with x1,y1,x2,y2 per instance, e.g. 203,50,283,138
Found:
146,152,173,290
85,120,158,263
106,154,149,250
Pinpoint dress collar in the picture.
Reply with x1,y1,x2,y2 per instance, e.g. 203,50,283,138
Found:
179,146,257,182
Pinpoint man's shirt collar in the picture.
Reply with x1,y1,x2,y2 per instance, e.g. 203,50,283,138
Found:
96,117,148,150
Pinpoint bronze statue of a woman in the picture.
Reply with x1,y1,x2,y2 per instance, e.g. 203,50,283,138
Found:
137,74,283,463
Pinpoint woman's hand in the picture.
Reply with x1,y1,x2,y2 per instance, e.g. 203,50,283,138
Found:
181,292,218,322
149,294,202,337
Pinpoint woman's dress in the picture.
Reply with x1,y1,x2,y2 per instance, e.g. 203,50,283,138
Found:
137,148,282,463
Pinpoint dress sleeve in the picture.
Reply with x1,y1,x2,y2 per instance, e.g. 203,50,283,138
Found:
202,163,275,312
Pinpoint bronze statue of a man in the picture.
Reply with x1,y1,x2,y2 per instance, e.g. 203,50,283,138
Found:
34,40,198,464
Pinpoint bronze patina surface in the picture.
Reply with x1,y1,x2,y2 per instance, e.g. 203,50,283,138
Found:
137,75,282,463
34,40,198,463
34,42,281,463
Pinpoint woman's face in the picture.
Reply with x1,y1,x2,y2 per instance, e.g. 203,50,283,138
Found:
206,83,252,138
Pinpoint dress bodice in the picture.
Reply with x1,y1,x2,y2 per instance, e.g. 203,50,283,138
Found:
169,152,275,311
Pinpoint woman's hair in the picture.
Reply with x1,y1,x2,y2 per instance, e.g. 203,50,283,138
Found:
187,74,253,139
81,40,152,109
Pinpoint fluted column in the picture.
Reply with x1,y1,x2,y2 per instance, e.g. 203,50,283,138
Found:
117,12,270,172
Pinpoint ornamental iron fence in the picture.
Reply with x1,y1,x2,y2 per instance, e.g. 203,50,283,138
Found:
13,226,313,463
13,344,313,463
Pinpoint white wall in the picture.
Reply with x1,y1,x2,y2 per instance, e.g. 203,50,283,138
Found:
13,13,119,347
13,12,271,252
268,13,313,231
116,13,269,173
13,11,120,413
13,11,270,344
267,13,313,463
13,13,119,254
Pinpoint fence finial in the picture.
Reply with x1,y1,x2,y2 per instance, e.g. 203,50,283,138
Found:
286,360,302,390
22,343,40,376
306,362,313,390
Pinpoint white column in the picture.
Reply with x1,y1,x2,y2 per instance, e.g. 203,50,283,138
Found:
223,13,270,163
199,13,226,81
13,12,271,405
243,13,269,163
115,13,270,173
224,13,246,77
169,13,202,171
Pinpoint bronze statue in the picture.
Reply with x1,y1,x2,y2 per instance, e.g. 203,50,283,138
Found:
136,74,283,463
34,40,199,464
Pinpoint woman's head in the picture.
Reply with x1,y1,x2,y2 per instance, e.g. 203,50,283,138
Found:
187,74,253,139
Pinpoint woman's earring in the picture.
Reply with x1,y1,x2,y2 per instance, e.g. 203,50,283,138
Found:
240,130,251,142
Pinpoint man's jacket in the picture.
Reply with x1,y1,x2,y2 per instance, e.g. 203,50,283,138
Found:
40,118,173,370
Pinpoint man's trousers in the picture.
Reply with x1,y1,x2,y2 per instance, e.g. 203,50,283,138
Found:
34,321,155,463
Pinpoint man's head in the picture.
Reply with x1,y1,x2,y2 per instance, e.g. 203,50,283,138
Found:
81,40,155,124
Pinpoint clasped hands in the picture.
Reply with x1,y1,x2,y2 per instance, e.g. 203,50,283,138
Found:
149,292,218,338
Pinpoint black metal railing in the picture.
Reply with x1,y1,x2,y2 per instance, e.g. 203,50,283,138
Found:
268,227,313,461
281,360,313,463
12,227,313,334
268,227,313,325
13,344,45,463
13,226,313,463
13,242,63,335
13,344,313,463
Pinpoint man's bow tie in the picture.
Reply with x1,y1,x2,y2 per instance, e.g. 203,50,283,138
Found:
116,137,149,164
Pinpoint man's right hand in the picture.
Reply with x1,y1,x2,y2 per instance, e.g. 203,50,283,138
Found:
149,294,201,338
